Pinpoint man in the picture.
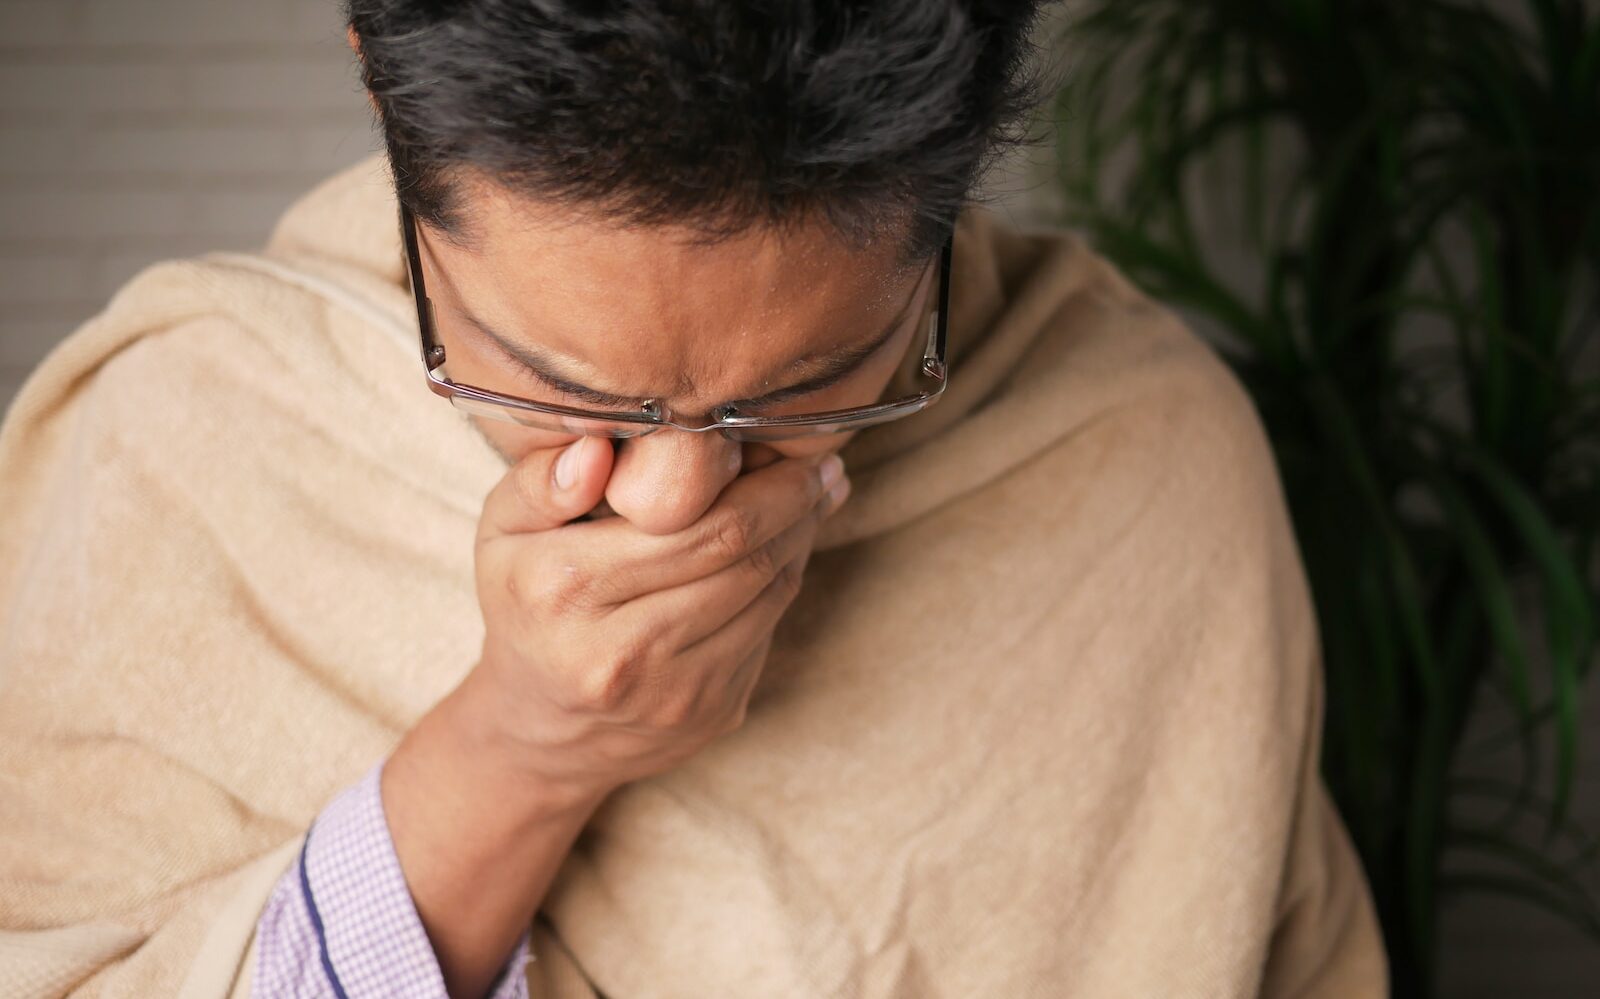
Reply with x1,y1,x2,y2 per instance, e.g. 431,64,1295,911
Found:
0,1,1387,997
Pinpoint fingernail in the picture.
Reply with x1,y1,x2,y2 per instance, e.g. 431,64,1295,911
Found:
819,454,844,491
555,439,584,491
825,476,852,512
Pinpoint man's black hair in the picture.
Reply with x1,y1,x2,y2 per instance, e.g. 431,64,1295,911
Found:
345,0,1050,263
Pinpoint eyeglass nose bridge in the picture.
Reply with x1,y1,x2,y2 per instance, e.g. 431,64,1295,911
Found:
629,397,746,434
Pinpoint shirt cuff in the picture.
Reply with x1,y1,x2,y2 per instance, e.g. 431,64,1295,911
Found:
295,757,532,998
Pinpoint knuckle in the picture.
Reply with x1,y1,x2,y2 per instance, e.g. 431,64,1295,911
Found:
704,505,760,562
653,686,703,731
742,536,780,580
538,567,595,616
509,459,552,517
771,557,806,601
502,556,539,609
570,665,625,713
512,553,610,615
498,551,605,619
571,639,653,713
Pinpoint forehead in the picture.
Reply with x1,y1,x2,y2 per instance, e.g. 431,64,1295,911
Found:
420,175,922,401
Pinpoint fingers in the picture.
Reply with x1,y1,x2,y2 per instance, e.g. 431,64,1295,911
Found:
555,452,846,601
627,478,846,649
478,437,615,540
684,544,816,691
711,634,775,733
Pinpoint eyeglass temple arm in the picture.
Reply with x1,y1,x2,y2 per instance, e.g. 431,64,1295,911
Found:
922,236,953,378
399,203,442,366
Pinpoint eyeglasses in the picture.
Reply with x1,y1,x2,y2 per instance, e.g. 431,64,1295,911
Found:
399,202,951,441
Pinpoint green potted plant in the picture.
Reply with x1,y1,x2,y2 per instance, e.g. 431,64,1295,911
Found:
1046,1,1600,994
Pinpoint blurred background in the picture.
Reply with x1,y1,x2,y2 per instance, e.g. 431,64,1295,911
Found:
0,2,1595,996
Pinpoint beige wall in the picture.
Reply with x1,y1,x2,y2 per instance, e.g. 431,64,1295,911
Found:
0,0,376,407
1,2,1595,995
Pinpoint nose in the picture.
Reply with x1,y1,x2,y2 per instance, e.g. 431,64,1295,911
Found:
603,429,745,535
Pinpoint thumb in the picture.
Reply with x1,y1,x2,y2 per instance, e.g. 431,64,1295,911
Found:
478,436,614,539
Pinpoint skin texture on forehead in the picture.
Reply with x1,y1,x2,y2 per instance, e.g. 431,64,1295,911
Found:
422,172,925,414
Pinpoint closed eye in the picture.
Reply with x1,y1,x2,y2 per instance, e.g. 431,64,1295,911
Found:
459,258,932,413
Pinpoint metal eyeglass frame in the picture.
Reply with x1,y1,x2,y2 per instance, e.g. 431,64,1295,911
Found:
399,201,952,441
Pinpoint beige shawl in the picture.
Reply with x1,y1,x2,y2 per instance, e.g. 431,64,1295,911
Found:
0,153,1387,997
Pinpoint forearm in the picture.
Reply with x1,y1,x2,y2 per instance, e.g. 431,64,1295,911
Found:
381,668,610,999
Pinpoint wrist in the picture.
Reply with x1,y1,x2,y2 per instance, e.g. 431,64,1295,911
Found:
433,663,616,823
381,670,604,999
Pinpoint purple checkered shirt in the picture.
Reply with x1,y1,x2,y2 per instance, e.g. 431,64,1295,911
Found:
253,758,533,998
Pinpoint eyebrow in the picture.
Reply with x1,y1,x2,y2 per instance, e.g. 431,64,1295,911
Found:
457,276,926,411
